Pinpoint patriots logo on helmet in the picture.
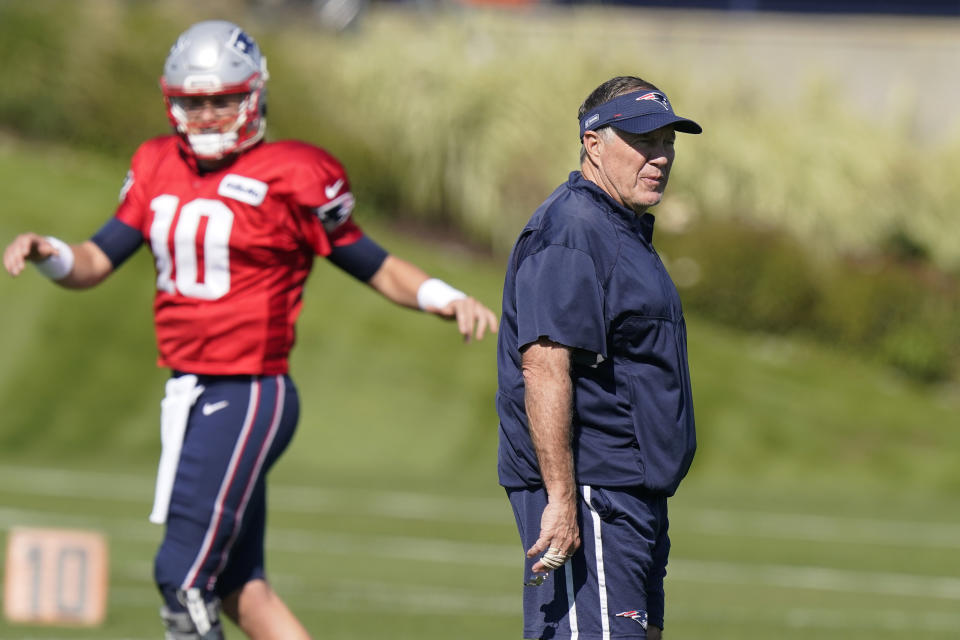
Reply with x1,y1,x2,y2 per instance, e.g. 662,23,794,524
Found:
232,30,255,55
616,610,648,629
636,92,670,111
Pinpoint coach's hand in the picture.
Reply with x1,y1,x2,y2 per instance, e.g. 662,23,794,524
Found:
431,296,499,343
527,495,580,574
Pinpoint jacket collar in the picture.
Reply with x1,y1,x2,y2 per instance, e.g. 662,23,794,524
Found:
567,171,655,244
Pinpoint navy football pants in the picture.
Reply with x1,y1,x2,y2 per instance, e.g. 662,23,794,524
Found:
508,485,670,640
154,373,299,611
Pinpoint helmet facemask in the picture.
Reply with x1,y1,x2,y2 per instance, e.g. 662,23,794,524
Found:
160,21,269,161
164,86,265,159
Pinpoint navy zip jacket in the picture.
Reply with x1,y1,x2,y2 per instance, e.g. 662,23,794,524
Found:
496,171,696,495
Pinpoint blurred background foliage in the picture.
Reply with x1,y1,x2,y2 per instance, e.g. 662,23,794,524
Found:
2,5,959,636
1,0,957,384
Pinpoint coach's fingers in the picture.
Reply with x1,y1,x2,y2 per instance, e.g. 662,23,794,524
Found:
529,528,581,573
525,526,579,559
525,531,553,560
526,499,580,573
526,500,579,556
530,547,569,574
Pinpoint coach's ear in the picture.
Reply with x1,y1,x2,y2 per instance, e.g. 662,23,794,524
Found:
581,128,610,170
582,129,603,160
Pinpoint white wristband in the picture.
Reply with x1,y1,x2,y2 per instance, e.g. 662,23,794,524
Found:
416,278,466,310
34,236,75,281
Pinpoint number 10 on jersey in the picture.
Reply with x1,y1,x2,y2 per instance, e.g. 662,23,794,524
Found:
150,195,235,300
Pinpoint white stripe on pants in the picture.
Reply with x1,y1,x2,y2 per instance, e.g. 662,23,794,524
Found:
583,485,611,639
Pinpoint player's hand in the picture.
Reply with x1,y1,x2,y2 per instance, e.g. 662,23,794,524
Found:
428,296,499,342
3,233,57,277
526,495,580,575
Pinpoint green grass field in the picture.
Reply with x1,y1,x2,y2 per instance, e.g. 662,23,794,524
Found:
1,138,959,638
4,462,959,639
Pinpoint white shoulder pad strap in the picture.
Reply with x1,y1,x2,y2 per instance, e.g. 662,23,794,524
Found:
150,375,205,524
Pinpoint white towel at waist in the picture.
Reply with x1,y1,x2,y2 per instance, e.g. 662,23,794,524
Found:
149,374,204,524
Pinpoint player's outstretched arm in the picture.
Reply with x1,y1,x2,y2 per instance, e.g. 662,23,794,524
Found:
4,233,114,289
366,255,498,342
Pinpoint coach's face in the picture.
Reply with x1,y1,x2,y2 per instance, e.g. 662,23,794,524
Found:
583,125,676,215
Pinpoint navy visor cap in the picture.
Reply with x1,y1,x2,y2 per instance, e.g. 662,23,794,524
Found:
579,90,702,139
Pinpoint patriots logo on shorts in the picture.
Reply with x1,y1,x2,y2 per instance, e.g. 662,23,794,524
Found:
616,610,648,629
636,92,670,111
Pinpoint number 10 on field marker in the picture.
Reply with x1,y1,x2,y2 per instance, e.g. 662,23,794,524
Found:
4,527,108,626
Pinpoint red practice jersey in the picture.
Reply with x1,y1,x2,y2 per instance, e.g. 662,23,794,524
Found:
114,136,364,375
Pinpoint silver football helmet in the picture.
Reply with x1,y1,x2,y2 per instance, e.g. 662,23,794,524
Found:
160,21,269,160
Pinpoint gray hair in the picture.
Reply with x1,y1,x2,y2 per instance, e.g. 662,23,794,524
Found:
579,76,660,163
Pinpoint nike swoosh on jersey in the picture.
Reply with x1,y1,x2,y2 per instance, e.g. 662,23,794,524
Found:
325,179,345,199
201,400,230,416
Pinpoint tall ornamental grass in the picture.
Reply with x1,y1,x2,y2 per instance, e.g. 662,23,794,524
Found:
271,8,960,269
3,1,958,268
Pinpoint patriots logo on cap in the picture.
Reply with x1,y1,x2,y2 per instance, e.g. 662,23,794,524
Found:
636,92,670,111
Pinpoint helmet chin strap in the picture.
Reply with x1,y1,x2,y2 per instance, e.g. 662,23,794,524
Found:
187,132,239,159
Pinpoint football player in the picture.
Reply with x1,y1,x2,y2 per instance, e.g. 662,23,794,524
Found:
3,20,497,640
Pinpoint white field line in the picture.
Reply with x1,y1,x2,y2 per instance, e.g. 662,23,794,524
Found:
102,579,520,616
0,464,511,522
784,607,960,633
668,559,960,601
100,572,960,634
11,585,960,636
678,507,960,549
3,510,960,635
3,463,960,550
2,504,960,604
63,576,960,636
94,572,960,630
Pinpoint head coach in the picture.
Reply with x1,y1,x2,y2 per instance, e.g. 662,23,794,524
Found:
496,75,702,640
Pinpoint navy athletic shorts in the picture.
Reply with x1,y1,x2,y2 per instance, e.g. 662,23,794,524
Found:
507,485,669,639
153,373,300,610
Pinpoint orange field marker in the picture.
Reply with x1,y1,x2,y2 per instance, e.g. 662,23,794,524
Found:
4,527,108,626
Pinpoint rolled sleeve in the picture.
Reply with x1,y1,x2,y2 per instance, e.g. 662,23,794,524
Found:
515,244,606,358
